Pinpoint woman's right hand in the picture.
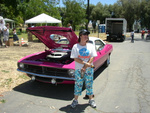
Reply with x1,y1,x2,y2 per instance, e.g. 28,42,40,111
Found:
84,62,91,67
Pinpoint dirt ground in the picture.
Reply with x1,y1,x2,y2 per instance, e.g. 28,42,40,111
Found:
0,42,46,95
0,33,107,95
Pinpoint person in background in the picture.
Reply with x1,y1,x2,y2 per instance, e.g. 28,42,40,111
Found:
68,23,72,29
141,30,145,39
146,30,150,40
3,23,9,47
0,16,5,47
131,30,134,43
13,28,19,41
70,29,97,108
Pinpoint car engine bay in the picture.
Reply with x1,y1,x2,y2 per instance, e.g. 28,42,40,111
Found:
35,50,73,64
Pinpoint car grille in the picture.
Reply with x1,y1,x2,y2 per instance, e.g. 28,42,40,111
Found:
21,64,71,77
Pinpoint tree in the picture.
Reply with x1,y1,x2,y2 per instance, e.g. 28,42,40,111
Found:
88,4,95,21
0,0,19,18
1,0,150,31
17,0,61,23
90,2,112,24
140,0,150,29
102,4,113,21
0,0,61,26
62,0,87,30
114,0,141,31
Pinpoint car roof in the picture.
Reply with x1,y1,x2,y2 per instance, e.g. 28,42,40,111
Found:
89,37,106,44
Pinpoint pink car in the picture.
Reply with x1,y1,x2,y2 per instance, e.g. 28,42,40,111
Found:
17,26,113,84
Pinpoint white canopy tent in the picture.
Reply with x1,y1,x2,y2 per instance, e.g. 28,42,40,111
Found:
4,18,14,22
25,13,61,25
4,18,15,29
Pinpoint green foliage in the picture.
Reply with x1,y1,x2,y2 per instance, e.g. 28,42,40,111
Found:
0,78,12,87
0,99,6,103
1,70,10,73
1,0,150,31
140,0,150,29
17,74,29,80
62,0,87,30
0,0,19,18
114,0,140,30
91,2,103,21
88,4,95,21
17,0,61,22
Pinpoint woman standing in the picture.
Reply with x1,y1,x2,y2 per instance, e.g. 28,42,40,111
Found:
70,29,97,108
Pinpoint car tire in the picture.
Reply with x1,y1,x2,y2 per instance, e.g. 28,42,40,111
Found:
121,37,125,42
104,55,110,67
107,36,111,41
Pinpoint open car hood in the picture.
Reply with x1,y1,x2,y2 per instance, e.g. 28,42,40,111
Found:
27,26,78,49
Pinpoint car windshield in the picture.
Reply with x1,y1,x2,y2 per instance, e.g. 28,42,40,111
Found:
49,34,69,44
57,38,69,44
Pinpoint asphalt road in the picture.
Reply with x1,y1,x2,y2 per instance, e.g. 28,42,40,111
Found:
0,33,150,113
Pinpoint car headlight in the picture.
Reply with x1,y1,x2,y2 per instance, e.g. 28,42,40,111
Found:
19,63,24,68
68,69,75,77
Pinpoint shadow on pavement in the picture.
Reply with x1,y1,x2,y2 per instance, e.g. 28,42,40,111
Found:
59,104,89,113
13,66,106,101
13,81,74,100
94,66,106,80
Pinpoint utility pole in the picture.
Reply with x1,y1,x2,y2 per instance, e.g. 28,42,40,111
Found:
86,0,89,30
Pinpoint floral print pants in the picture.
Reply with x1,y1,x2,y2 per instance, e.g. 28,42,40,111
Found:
74,68,94,96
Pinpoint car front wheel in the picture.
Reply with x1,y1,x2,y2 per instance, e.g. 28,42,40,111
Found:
104,55,110,67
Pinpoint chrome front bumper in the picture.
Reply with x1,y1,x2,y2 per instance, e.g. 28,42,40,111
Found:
17,69,75,81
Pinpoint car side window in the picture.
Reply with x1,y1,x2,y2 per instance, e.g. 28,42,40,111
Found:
95,40,105,51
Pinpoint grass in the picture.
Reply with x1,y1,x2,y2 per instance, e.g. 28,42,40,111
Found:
5,78,13,86
1,78,13,87
1,70,10,73
18,33,28,40
17,74,29,80
0,99,6,103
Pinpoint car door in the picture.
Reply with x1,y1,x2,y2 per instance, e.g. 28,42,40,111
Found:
93,40,106,70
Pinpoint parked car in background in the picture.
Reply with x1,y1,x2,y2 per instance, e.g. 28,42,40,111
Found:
17,26,113,84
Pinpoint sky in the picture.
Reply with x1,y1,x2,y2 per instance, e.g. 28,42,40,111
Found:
88,0,117,5
59,0,118,6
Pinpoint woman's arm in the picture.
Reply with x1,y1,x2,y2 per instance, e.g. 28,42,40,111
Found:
74,57,94,69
